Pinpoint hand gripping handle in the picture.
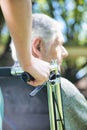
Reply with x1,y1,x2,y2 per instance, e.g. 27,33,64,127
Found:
21,72,35,82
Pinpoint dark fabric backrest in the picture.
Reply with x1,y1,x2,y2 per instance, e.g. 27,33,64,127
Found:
0,76,50,130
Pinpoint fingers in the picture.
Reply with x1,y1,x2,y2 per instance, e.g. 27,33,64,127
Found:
27,65,51,86
28,81,43,87
23,57,52,87
28,70,51,86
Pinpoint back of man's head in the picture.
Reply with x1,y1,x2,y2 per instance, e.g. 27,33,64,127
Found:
32,13,62,46
11,13,62,61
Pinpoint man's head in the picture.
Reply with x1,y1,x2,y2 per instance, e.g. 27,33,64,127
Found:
11,13,68,67
32,13,68,67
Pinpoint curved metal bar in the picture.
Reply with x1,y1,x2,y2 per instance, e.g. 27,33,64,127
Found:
47,73,65,130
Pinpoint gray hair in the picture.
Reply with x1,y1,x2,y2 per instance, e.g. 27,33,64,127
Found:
11,13,62,61
32,13,62,50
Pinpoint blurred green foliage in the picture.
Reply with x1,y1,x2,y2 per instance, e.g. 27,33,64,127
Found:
0,8,9,45
32,0,87,46
0,0,87,46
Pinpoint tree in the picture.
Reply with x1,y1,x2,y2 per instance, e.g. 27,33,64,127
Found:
32,0,87,46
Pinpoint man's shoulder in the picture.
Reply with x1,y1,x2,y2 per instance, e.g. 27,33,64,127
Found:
61,77,76,91
61,77,84,98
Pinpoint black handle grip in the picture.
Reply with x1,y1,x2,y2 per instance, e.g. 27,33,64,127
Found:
21,70,60,84
21,72,35,82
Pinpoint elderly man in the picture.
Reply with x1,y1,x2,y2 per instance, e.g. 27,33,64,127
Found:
1,13,87,130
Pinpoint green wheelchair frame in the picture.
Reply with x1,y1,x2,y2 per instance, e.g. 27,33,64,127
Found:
47,61,65,130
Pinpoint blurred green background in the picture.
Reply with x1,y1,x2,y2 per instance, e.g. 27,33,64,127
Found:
0,0,87,82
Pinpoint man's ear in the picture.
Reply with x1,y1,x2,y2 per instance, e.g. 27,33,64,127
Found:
32,38,42,58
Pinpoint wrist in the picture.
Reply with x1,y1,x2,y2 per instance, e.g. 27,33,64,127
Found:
21,56,33,72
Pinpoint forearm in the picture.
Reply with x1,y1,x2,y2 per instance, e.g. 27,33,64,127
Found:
1,0,32,68
0,1,51,86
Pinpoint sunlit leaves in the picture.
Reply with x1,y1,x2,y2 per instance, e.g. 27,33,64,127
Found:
32,0,87,46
